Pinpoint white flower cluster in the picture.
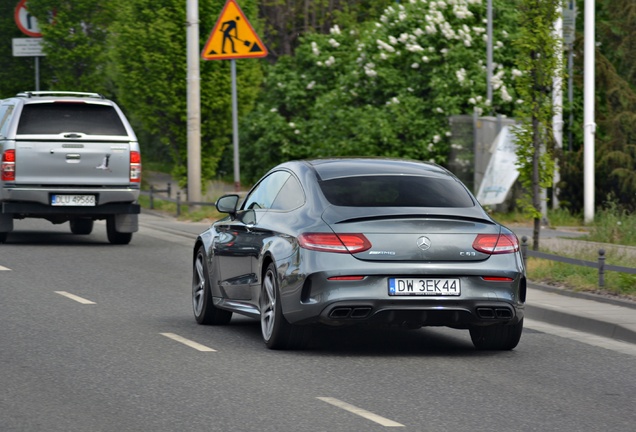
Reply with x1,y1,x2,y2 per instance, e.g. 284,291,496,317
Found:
453,4,474,20
311,41,320,56
456,68,467,83
329,38,340,48
377,39,396,53
364,63,377,78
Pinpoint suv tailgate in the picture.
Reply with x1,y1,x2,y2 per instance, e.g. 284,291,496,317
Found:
14,138,133,186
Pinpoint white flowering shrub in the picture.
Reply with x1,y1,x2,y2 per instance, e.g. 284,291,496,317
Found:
241,0,521,181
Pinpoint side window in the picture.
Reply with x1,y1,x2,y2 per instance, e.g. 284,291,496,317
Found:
0,104,15,137
242,171,291,210
270,175,304,211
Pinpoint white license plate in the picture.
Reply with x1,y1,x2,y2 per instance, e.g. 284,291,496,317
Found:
51,195,96,206
389,278,461,296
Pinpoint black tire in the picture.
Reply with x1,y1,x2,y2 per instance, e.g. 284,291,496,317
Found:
106,216,132,245
0,232,7,244
260,262,308,350
470,318,524,350
192,246,232,325
70,218,94,235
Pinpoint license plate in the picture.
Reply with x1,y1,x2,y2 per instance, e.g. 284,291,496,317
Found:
389,278,461,296
51,195,96,206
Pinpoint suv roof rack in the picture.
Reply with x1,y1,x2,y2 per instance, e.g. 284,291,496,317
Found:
16,91,104,99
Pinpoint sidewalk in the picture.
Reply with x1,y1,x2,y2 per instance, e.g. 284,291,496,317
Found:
138,212,636,345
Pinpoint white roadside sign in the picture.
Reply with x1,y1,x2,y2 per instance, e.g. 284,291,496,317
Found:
12,38,45,57
476,125,519,206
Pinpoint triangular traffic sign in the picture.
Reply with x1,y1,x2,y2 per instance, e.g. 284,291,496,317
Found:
201,0,268,61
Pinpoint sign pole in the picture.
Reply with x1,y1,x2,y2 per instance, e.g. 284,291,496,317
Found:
231,60,240,192
201,0,268,193
35,57,39,91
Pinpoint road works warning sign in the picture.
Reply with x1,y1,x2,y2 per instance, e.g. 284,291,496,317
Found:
201,0,267,61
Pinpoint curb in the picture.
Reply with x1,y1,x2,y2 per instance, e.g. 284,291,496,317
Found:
528,282,636,310
525,303,636,345
527,282,636,344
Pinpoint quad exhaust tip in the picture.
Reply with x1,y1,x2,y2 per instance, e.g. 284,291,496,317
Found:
476,307,513,320
329,307,372,319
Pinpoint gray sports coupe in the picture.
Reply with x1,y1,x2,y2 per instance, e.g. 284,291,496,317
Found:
192,158,526,350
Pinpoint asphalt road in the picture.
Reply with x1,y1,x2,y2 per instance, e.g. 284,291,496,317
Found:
1,219,635,432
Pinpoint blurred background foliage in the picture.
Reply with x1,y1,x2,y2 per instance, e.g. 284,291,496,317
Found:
1,0,635,212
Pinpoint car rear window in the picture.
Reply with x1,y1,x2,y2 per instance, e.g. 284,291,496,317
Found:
17,103,128,135
319,175,475,208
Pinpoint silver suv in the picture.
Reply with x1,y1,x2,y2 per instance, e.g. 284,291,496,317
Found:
0,91,141,244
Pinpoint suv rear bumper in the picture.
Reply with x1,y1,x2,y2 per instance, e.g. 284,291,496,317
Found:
1,186,139,205
2,201,140,215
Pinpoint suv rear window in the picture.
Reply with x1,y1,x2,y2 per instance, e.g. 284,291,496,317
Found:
319,175,475,208
16,103,127,135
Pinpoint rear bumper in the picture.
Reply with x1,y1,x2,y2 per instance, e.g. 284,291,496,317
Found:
313,299,524,328
2,201,140,216
1,186,139,206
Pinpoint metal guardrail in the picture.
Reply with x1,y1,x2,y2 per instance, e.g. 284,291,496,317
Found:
520,236,636,288
141,183,216,217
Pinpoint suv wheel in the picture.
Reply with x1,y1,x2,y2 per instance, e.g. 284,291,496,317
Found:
70,218,94,235
106,216,132,245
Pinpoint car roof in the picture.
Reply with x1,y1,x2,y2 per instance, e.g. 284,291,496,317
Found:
7,91,112,105
298,157,451,181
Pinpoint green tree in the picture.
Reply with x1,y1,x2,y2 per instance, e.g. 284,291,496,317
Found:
28,0,115,93
259,0,393,58
511,0,563,250
110,0,264,187
0,1,51,96
559,0,636,214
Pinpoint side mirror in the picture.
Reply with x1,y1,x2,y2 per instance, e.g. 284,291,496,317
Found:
216,194,240,216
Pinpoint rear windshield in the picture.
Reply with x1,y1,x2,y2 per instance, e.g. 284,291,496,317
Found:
319,175,475,208
17,103,127,135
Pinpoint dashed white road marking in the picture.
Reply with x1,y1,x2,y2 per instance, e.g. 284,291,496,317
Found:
317,397,404,427
54,291,96,305
160,333,216,352
0,265,11,271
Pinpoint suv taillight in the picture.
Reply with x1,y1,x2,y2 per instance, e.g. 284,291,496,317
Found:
130,151,141,183
1,150,15,181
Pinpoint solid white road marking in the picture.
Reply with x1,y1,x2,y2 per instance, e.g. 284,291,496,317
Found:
525,319,636,357
54,291,96,305
0,265,11,271
317,397,404,427
160,333,216,352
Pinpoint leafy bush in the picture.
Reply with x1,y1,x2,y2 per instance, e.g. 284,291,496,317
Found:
240,0,522,182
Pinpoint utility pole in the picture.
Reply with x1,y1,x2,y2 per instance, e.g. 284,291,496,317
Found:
552,15,563,211
584,0,595,223
186,0,202,206
486,0,493,104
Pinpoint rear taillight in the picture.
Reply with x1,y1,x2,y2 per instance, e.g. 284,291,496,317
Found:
298,233,371,254
472,233,519,254
130,151,141,183
2,150,16,181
